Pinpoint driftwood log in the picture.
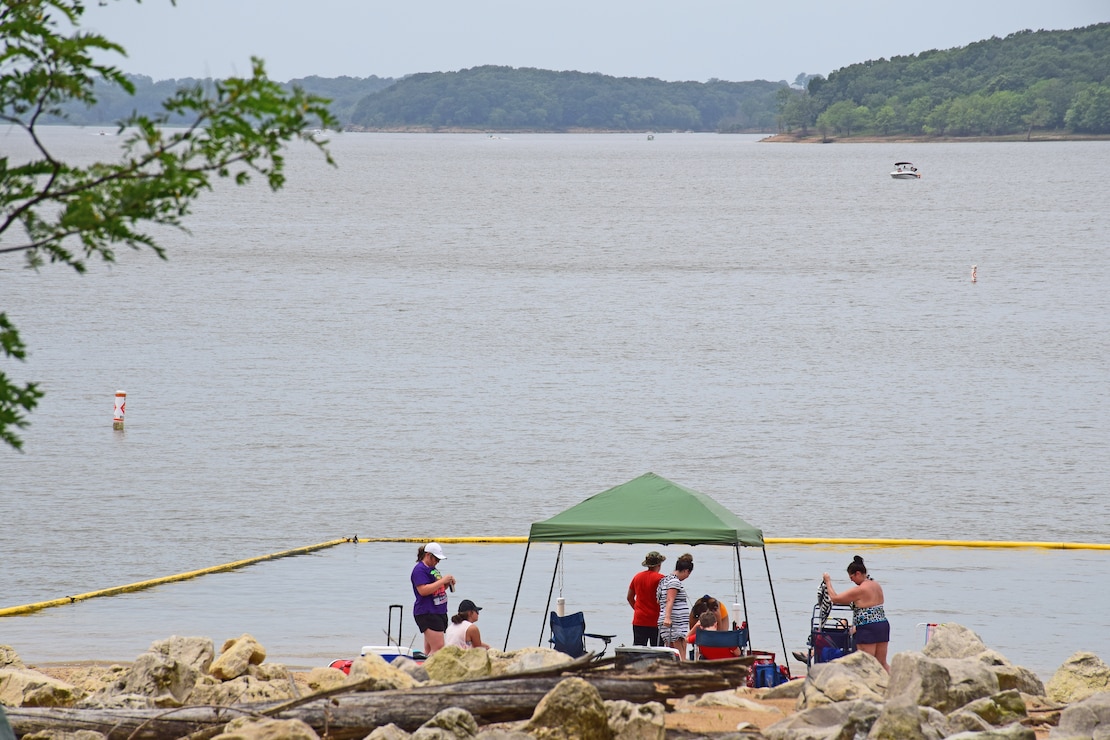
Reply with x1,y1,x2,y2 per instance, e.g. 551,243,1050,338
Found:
7,656,753,740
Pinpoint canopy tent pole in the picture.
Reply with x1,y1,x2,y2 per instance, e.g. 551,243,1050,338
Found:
538,543,564,647
763,545,792,676
502,540,532,651
734,543,751,646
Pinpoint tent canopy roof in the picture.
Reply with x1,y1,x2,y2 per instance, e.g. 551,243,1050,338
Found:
527,472,764,546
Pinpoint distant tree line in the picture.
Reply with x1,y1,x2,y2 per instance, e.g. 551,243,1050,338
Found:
29,22,1110,137
349,66,784,132
778,23,1110,137
42,75,394,127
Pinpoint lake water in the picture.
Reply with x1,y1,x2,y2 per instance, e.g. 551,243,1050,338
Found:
2,129,1108,679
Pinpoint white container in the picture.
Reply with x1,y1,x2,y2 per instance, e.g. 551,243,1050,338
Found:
361,645,418,663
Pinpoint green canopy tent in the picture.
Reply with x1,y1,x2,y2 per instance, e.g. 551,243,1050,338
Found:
503,472,790,670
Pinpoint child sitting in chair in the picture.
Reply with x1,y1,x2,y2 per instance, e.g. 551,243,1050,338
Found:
687,612,742,659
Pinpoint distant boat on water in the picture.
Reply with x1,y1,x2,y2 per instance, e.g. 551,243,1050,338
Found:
891,161,921,179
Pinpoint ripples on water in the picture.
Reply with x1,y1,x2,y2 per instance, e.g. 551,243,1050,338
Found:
2,130,1107,674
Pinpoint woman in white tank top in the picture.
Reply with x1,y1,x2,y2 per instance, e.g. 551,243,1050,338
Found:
444,599,490,649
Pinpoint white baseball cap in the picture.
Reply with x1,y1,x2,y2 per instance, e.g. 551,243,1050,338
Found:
425,542,446,560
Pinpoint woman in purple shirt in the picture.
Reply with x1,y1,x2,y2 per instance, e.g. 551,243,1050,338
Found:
411,542,456,655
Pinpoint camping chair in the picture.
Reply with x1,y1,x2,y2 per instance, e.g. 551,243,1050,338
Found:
797,583,856,667
692,626,749,661
548,611,616,660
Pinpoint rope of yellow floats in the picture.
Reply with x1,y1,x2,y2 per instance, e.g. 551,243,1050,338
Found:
0,538,352,618
2,535,1105,617
360,536,1110,550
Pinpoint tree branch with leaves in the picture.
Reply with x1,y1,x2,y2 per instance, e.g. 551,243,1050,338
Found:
1,0,337,450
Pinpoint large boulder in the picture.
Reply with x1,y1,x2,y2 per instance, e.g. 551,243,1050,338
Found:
391,655,430,683
764,677,805,700
923,624,1044,697
303,666,349,692
366,725,412,740
922,624,990,660
885,652,999,712
0,667,84,707
149,635,215,673
867,697,950,740
524,676,612,740
1049,690,1110,740
210,634,266,681
603,700,665,740
985,659,1045,697
1046,652,1110,704
109,649,201,707
410,706,479,739
57,664,129,698
956,689,1028,726
347,654,418,691
0,647,24,669
191,674,297,705
490,647,573,676
213,716,319,739
797,650,888,708
764,698,883,740
424,646,493,683
942,725,1035,739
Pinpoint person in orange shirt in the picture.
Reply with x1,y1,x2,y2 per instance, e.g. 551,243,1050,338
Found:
690,594,731,631
626,551,666,646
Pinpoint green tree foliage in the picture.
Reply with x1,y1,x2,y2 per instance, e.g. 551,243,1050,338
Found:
1065,84,1110,132
776,87,818,134
42,74,392,127
808,23,1110,137
349,66,785,132
0,0,337,451
817,100,871,137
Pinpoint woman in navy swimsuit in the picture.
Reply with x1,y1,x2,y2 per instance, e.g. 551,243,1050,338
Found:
823,555,889,672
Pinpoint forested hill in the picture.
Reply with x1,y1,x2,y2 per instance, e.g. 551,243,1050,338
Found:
37,22,1110,136
44,74,395,126
347,24,1110,136
782,22,1110,137
348,66,785,132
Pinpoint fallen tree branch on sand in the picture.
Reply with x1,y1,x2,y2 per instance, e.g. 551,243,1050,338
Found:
7,657,753,739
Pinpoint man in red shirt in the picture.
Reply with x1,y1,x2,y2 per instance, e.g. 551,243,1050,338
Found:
626,551,666,646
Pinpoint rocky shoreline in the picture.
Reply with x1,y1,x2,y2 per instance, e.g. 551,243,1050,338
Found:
2,624,1109,739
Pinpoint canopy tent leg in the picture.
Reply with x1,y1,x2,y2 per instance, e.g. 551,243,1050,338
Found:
502,540,532,651
538,543,564,647
734,543,751,645
763,545,792,676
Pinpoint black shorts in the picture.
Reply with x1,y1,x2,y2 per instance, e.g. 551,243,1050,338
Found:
632,624,660,646
415,613,448,634
854,620,890,644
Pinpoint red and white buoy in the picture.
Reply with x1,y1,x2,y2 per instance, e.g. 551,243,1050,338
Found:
970,265,977,283
113,390,126,430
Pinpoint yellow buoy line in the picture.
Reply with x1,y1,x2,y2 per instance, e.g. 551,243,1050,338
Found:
0,537,353,618
2,535,1105,618
359,536,1110,550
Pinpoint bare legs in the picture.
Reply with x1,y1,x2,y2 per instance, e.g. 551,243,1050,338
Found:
857,641,890,672
666,638,688,660
424,629,445,656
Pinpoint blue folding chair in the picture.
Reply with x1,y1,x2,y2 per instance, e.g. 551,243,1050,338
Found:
549,611,616,659
692,627,749,660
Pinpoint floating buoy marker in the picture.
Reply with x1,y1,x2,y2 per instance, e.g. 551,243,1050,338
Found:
113,390,126,430
971,265,977,283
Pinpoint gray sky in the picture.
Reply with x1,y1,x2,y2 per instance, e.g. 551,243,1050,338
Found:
85,0,1107,83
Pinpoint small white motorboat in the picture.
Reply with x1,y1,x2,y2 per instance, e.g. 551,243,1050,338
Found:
891,161,921,179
